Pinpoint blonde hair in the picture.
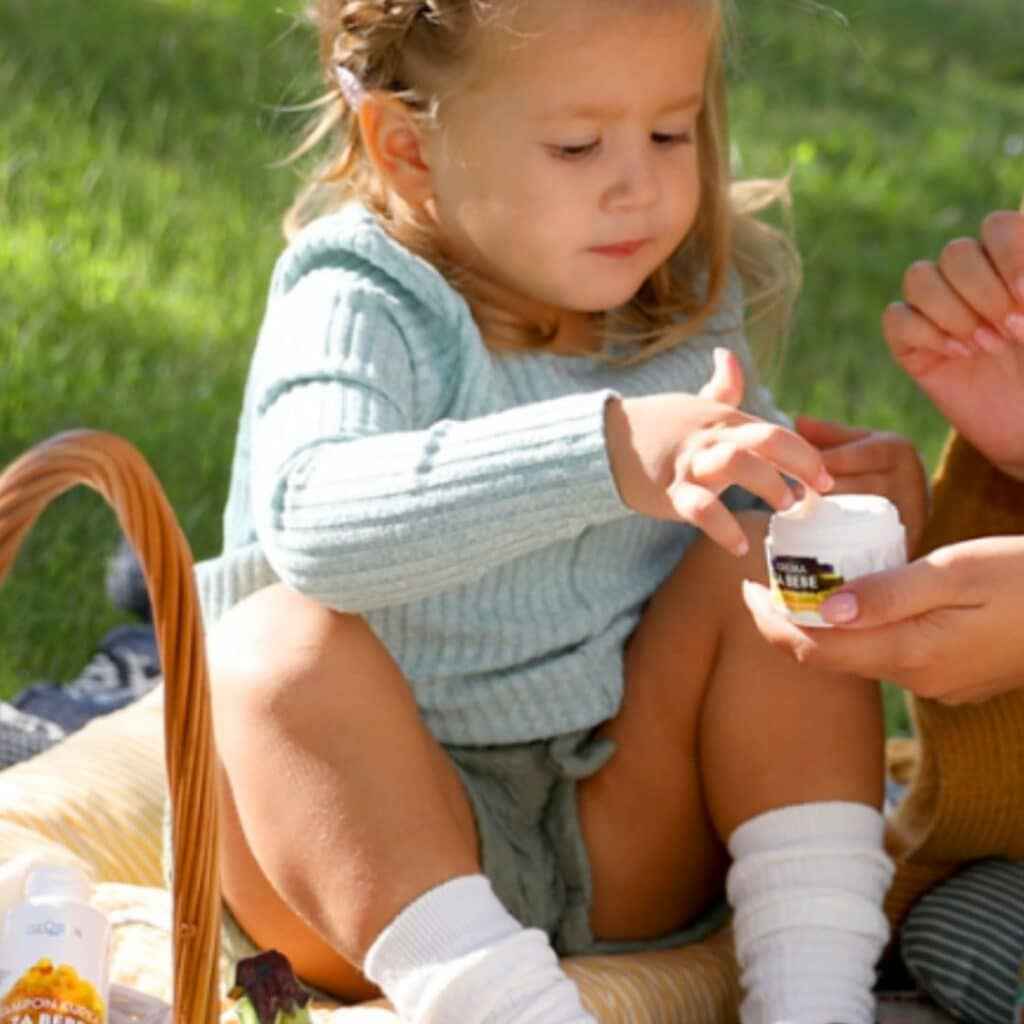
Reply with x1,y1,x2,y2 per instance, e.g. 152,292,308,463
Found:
285,0,800,364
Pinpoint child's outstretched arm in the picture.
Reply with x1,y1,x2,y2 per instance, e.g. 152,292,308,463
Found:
251,350,625,613
882,208,1024,480
604,348,834,557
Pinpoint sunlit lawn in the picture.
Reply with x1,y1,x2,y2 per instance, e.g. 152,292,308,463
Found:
2,0,1021,735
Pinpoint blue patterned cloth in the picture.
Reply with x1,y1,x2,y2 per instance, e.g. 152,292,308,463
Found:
2,624,160,767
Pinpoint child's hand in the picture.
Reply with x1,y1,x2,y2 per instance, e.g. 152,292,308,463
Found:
605,348,834,556
882,209,1024,481
795,415,929,556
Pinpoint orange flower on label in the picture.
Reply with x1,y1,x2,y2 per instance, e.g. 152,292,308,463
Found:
0,956,106,1024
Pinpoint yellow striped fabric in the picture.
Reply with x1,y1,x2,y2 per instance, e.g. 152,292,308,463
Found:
93,880,741,1024
0,689,165,887
298,936,741,1023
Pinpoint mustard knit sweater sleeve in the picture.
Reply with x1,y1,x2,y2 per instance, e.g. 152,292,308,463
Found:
887,432,1024,925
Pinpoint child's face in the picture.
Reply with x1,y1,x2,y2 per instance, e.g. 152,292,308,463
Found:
422,0,710,330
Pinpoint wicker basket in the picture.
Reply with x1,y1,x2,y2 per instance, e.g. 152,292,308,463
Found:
0,430,220,1024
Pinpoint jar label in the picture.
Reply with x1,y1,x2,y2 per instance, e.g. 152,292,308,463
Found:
769,554,844,614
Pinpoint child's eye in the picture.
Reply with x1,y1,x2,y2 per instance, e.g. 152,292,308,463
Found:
547,140,600,160
651,131,693,147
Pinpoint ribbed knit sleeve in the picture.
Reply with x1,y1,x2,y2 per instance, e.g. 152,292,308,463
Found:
248,267,628,613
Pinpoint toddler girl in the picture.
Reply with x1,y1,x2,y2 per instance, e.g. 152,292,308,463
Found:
197,2,926,1022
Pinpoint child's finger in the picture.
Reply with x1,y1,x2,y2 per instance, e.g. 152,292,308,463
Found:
794,415,871,449
668,482,749,556
687,444,797,511
902,259,983,342
719,421,834,495
698,347,745,406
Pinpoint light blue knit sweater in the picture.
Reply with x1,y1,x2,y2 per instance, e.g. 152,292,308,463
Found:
195,204,789,746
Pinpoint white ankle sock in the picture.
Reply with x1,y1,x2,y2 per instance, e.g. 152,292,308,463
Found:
726,801,894,1024
362,874,596,1024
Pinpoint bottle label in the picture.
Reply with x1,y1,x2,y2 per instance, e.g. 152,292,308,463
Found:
0,906,107,1024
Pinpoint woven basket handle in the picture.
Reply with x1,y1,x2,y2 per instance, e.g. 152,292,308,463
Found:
0,430,220,1024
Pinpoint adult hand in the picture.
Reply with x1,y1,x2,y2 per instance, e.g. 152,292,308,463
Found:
605,348,833,556
742,535,1024,704
795,415,929,556
883,210,1024,480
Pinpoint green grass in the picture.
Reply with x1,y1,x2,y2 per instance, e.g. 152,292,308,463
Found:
2,1,1022,736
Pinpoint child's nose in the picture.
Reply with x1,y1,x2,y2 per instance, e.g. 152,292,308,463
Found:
604,152,660,210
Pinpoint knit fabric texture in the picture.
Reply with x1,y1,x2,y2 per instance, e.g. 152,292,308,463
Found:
195,204,786,746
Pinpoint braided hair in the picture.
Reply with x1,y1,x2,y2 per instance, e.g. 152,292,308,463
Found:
286,1,482,233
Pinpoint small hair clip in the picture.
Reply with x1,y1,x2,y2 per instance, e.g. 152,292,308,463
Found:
335,65,366,111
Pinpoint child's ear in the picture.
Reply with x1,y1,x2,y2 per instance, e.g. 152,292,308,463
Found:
359,96,433,208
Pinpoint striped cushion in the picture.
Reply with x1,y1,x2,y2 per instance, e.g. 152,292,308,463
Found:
901,858,1024,1024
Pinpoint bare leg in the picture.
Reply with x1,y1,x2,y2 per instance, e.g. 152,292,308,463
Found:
208,584,479,999
580,511,884,940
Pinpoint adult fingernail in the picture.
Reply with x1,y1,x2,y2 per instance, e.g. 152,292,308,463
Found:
817,470,835,491
821,592,858,624
1007,313,1024,344
973,325,1006,354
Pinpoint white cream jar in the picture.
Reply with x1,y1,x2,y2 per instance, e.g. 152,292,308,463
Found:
765,493,907,627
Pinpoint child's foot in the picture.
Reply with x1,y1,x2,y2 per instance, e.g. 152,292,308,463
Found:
365,875,596,1024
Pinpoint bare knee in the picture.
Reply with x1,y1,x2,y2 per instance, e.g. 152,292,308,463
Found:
208,585,366,704
206,584,386,758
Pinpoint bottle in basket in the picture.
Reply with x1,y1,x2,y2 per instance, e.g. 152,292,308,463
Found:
0,863,110,1024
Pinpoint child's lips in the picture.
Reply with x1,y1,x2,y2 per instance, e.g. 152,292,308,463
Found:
589,239,648,258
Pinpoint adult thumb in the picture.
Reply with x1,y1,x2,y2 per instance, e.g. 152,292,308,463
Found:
819,554,956,628
698,347,744,406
